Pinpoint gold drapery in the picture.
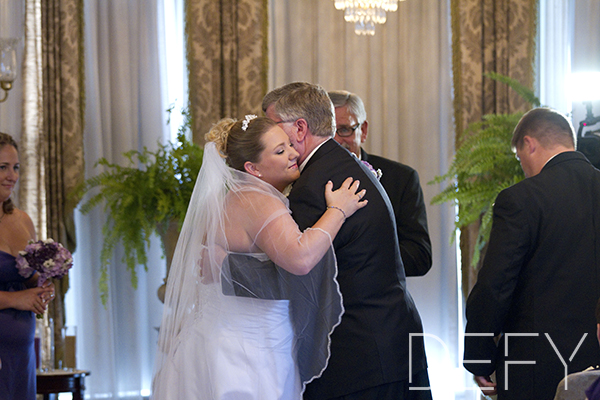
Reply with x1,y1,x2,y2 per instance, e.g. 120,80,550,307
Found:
185,0,268,145
451,0,537,297
21,0,85,368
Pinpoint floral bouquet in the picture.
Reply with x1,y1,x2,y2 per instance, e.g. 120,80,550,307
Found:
16,239,73,315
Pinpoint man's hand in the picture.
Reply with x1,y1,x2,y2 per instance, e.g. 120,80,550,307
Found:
474,375,497,396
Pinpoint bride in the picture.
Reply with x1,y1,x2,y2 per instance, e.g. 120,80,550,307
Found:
152,115,367,399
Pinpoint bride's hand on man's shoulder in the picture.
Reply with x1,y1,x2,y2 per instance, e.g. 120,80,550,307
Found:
325,177,368,219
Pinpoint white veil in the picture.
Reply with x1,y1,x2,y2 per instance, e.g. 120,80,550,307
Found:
152,142,343,398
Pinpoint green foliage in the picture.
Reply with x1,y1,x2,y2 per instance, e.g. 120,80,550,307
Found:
430,73,541,266
73,110,202,304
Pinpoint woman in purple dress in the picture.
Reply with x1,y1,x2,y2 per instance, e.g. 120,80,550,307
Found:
0,132,55,400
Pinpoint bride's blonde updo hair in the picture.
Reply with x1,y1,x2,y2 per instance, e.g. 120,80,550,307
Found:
205,116,277,171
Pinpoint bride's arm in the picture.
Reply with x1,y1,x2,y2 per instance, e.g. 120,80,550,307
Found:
241,179,366,275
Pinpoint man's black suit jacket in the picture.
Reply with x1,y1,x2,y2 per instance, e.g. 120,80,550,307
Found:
361,149,432,277
464,151,600,399
289,139,427,399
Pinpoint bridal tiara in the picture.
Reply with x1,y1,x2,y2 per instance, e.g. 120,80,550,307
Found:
242,114,258,131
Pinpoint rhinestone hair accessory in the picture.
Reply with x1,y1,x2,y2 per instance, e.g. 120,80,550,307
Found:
241,114,258,131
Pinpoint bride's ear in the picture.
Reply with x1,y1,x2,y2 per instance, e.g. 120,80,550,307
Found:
244,161,262,178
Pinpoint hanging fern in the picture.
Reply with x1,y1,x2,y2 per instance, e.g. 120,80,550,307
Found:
72,109,203,304
430,73,541,266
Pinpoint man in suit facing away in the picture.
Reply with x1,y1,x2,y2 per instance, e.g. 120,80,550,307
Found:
464,107,600,399
262,82,431,400
327,90,432,277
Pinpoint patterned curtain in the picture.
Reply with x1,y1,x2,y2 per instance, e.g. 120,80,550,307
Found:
451,0,537,296
21,0,85,368
185,0,268,145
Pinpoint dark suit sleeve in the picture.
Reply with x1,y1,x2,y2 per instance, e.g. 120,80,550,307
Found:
288,178,327,232
463,188,531,376
394,169,432,276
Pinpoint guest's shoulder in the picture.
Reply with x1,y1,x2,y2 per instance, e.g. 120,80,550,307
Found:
363,152,416,174
554,367,600,400
0,208,36,255
8,208,35,238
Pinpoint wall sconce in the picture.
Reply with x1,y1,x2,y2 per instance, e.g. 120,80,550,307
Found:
0,38,18,103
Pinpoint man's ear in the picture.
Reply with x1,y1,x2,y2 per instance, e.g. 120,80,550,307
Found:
596,323,600,344
295,118,309,142
360,120,369,143
244,161,261,177
523,135,537,154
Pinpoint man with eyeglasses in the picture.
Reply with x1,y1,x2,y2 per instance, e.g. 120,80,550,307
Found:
328,90,432,277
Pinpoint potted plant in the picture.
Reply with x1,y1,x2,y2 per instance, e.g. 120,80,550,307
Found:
429,72,541,267
74,111,203,304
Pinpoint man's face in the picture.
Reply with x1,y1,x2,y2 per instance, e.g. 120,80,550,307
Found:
334,106,365,157
265,104,305,162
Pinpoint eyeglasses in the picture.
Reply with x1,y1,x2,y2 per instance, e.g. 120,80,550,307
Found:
336,123,361,137
274,120,296,125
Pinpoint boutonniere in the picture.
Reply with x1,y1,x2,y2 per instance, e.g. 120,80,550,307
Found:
362,160,383,180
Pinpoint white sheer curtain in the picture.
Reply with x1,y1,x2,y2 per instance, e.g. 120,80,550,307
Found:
64,1,185,398
158,0,187,141
539,0,600,127
269,1,461,398
538,0,573,113
571,0,600,128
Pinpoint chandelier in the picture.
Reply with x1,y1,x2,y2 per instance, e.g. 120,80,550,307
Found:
333,0,403,36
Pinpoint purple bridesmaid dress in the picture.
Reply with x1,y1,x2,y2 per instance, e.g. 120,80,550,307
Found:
0,251,36,400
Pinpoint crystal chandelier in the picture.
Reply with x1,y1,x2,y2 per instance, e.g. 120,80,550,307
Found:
334,0,402,36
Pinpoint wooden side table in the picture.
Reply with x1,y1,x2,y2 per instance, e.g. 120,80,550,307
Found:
37,369,91,400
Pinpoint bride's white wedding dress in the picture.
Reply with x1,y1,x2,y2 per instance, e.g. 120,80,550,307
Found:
156,272,301,399
152,143,343,400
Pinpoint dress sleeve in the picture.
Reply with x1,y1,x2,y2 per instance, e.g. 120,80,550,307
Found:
232,190,337,276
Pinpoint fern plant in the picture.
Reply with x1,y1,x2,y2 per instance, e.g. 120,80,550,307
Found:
74,110,203,304
429,72,540,266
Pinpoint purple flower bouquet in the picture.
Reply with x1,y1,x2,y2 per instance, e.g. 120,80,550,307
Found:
16,238,73,285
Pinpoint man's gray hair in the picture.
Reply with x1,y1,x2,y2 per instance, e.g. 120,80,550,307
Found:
328,90,367,124
262,82,336,138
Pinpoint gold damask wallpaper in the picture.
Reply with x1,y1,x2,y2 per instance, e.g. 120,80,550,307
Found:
451,0,537,294
186,0,268,145
452,0,537,141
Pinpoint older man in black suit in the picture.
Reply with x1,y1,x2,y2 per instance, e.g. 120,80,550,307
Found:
464,107,600,399
327,90,432,277
262,82,431,400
